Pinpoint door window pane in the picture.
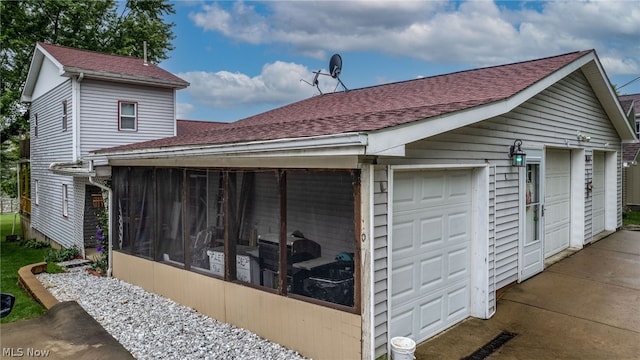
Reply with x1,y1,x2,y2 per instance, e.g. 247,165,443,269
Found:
525,164,540,244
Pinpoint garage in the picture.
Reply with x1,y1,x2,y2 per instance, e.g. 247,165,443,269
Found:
592,151,606,236
544,149,572,257
390,169,472,342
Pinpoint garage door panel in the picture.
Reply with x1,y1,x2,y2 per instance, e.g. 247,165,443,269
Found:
420,216,445,247
448,247,469,279
449,211,471,239
448,173,472,200
391,307,415,338
545,149,571,257
394,176,416,205
420,174,446,202
392,169,472,343
391,218,416,253
592,152,605,235
391,262,415,299
420,255,444,289
419,297,444,331
447,284,470,319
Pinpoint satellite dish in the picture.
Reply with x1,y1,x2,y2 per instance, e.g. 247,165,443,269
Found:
329,54,342,79
300,53,348,93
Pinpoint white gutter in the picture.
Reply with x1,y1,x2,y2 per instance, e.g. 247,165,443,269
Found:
49,161,95,176
86,132,369,161
89,160,113,277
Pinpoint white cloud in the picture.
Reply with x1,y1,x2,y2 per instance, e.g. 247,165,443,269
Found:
180,0,640,119
176,102,195,120
189,0,640,72
178,61,339,109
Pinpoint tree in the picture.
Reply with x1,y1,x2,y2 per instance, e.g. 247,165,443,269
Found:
0,0,176,194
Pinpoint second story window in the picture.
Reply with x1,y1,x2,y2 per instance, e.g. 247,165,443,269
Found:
34,113,38,137
119,101,138,131
62,100,68,131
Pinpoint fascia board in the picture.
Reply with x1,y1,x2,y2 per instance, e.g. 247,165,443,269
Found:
581,58,636,141
22,44,67,101
62,67,189,89
86,132,368,161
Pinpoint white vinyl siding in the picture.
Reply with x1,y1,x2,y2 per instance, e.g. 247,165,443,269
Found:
372,69,621,356
30,80,76,248
372,165,390,358
79,80,176,155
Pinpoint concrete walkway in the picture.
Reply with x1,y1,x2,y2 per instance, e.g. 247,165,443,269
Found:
0,301,133,359
415,230,640,360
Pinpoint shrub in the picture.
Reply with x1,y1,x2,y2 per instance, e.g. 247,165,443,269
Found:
44,246,80,263
91,208,109,275
19,239,50,249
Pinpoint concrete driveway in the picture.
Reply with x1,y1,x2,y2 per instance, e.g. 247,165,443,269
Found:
0,301,133,359
415,230,640,360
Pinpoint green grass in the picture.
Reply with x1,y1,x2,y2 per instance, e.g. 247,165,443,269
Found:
0,213,63,323
623,210,640,226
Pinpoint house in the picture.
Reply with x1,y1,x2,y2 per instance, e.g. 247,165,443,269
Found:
19,42,189,256
619,94,640,209
87,49,636,360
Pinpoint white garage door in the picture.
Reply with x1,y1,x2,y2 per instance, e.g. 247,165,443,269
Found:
391,170,472,343
544,149,571,257
592,151,606,236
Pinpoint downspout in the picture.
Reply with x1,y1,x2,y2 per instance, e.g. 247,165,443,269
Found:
88,160,113,277
72,73,83,161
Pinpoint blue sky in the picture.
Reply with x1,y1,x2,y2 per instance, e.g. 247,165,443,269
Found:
158,1,640,122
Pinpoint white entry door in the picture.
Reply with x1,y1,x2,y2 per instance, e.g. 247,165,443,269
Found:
544,149,571,257
520,163,543,281
591,151,606,237
390,170,472,343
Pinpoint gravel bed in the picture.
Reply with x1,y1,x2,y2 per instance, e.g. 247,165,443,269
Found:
37,268,308,360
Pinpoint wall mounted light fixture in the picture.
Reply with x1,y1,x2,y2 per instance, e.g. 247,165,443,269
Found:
509,139,526,167
577,132,591,142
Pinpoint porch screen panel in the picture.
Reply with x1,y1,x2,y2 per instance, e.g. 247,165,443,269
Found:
113,167,131,252
286,170,356,307
234,171,280,287
131,167,155,258
156,168,184,264
188,170,224,272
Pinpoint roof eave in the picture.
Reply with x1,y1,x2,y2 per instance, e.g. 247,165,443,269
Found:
86,132,369,162
581,55,637,141
49,161,95,177
62,67,189,89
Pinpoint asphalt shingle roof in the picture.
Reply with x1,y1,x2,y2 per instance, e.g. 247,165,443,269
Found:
97,50,592,154
177,120,227,136
38,42,188,88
